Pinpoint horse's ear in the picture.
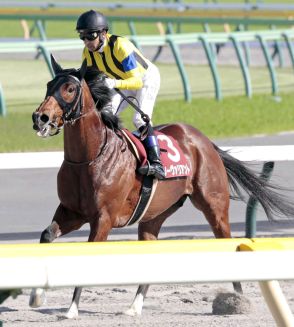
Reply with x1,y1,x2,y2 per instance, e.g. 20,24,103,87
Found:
50,54,63,75
79,59,87,80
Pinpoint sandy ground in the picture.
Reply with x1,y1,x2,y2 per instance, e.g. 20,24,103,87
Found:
2,218,294,326
1,280,294,326
2,217,294,326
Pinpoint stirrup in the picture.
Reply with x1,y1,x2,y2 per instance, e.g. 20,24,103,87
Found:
152,164,165,180
138,161,165,180
137,161,151,176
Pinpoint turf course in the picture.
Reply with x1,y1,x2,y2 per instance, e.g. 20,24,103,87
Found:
1,0,294,152
1,57,294,153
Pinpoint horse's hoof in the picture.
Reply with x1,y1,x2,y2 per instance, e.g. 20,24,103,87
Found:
29,288,46,308
124,307,141,316
65,303,79,319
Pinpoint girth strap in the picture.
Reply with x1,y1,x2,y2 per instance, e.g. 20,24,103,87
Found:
125,175,158,226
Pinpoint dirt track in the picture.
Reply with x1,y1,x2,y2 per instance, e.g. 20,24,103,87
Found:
1,280,294,326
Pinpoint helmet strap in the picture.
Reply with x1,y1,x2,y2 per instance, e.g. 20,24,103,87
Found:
96,32,106,52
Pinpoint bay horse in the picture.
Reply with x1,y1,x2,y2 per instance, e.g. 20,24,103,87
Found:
31,55,294,318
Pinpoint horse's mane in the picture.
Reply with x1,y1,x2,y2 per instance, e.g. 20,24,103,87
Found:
83,67,123,131
56,67,122,131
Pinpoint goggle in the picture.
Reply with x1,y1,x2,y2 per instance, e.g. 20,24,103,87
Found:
79,31,99,41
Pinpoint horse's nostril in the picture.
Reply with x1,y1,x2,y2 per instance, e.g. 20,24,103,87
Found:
40,114,49,123
32,112,38,123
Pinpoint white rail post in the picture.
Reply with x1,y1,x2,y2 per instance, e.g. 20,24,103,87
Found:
240,240,294,327
259,280,294,327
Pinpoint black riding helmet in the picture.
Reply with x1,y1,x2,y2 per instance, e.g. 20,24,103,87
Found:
76,10,108,32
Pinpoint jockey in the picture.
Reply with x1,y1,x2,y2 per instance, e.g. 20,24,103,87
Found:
76,10,165,180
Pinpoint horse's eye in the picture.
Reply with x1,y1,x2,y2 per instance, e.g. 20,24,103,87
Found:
60,82,77,103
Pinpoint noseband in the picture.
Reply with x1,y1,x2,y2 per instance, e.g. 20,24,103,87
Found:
44,72,109,165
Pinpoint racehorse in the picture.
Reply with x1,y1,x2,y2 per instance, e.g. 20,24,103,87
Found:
31,55,294,318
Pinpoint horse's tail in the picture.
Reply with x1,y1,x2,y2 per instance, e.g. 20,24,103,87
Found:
214,144,294,220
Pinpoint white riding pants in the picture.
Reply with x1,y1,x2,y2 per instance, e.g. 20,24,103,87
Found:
111,62,160,129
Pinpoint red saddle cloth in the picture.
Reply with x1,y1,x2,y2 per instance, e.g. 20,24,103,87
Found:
122,129,192,179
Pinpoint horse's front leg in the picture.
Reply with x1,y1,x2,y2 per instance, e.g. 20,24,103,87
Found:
125,211,173,316
29,220,60,308
66,216,112,319
29,204,86,308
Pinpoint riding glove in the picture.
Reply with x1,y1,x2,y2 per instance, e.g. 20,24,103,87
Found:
104,78,117,89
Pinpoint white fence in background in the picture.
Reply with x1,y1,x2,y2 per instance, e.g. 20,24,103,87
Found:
1,145,294,169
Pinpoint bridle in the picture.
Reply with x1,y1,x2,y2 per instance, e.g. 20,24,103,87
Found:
46,72,109,166
48,73,84,119
36,73,85,136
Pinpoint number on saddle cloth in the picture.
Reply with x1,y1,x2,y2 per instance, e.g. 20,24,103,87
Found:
122,129,192,179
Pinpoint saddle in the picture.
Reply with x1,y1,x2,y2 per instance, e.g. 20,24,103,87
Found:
122,129,192,179
121,128,192,226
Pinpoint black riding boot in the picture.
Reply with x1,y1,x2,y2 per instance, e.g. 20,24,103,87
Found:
137,130,165,180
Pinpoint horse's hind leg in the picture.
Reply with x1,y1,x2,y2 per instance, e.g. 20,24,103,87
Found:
125,285,150,316
65,287,83,319
189,170,243,294
126,200,185,316
29,204,86,308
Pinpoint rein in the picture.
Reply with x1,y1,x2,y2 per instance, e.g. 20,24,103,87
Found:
42,71,117,166
57,75,110,166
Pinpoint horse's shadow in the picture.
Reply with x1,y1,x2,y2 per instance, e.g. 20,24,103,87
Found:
35,307,94,317
174,312,220,317
34,307,119,318
0,306,18,313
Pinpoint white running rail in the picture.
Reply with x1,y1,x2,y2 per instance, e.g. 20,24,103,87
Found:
1,145,294,169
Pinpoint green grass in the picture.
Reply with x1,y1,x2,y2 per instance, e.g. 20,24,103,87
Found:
1,43,294,152
1,57,294,153
3,59,294,104
152,94,294,138
2,92,294,153
1,111,64,152
1,2,294,153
